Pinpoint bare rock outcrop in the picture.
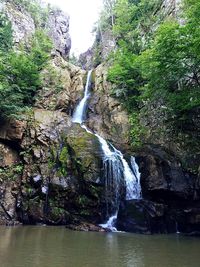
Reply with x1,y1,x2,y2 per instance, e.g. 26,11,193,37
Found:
3,2,35,44
35,56,85,114
46,8,71,59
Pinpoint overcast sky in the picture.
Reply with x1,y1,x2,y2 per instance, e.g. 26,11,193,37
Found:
45,0,103,55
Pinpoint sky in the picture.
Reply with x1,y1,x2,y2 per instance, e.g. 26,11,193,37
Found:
45,0,103,55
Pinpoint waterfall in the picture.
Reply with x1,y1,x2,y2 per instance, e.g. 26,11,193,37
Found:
72,70,92,124
72,70,141,231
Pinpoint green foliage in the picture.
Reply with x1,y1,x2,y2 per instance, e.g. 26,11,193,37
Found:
113,0,162,52
49,144,69,177
129,113,146,148
8,0,50,26
0,14,52,119
140,13,200,118
107,0,162,112
29,30,53,69
108,48,143,111
107,0,200,147
0,163,23,182
58,146,69,176
0,13,13,52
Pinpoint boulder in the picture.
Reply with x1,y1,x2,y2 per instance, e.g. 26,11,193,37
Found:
138,148,195,201
0,119,26,142
67,222,106,232
117,199,174,234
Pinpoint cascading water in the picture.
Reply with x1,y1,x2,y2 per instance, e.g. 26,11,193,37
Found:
72,70,92,124
72,70,141,231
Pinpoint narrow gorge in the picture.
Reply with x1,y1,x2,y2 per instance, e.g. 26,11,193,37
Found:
0,0,199,237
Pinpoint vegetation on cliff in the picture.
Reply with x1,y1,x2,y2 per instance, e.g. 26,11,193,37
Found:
97,0,200,172
0,11,52,119
108,0,199,118
5,0,50,26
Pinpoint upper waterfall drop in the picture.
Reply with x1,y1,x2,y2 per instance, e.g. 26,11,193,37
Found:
72,69,93,124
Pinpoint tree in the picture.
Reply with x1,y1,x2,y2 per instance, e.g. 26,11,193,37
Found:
0,13,13,52
103,0,116,27
0,18,52,119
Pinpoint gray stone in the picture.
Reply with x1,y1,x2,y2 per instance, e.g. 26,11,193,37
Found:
46,8,71,59
4,2,35,44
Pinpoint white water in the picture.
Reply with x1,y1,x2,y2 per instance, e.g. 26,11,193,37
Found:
72,70,141,231
99,212,118,232
72,70,93,124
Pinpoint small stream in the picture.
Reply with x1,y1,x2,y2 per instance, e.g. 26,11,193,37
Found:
0,226,200,267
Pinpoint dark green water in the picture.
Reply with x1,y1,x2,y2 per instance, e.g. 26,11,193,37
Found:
0,226,199,267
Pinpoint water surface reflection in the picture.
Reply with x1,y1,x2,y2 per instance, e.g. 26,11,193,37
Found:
0,226,199,267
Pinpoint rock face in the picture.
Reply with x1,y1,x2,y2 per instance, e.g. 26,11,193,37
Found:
15,109,103,225
2,1,71,58
46,9,71,59
162,0,182,16
79,48,94,70
141,100,200,176
117,149,200,234
0,109,104,226
79,29,116,70
0,142,21,225
0,144,20,167
3,2,35,44
0,0,200,235
35,56,85,113
100,29,116,61
87,64,130,150
0,119,26,142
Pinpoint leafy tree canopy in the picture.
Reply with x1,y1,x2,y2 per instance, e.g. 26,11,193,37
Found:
0,14,52,120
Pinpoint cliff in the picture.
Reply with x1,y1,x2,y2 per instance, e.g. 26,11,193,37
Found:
0,0,199,235
0,0,128,228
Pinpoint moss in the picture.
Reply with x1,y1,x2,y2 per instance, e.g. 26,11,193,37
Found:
0,163,23,181
48,143,71,177
129,112,147,150
59,146,69,164
77,195,90,207
50,206,66,219
91,70,96,84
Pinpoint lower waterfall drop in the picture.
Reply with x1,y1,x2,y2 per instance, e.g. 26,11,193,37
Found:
72,70,141,231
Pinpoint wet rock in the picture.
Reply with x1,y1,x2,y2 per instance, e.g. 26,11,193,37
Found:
117,199,175,234
138,148,195,201
16,108,103,225
66,222,106,232
116,148,200,235
0,180,20,225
